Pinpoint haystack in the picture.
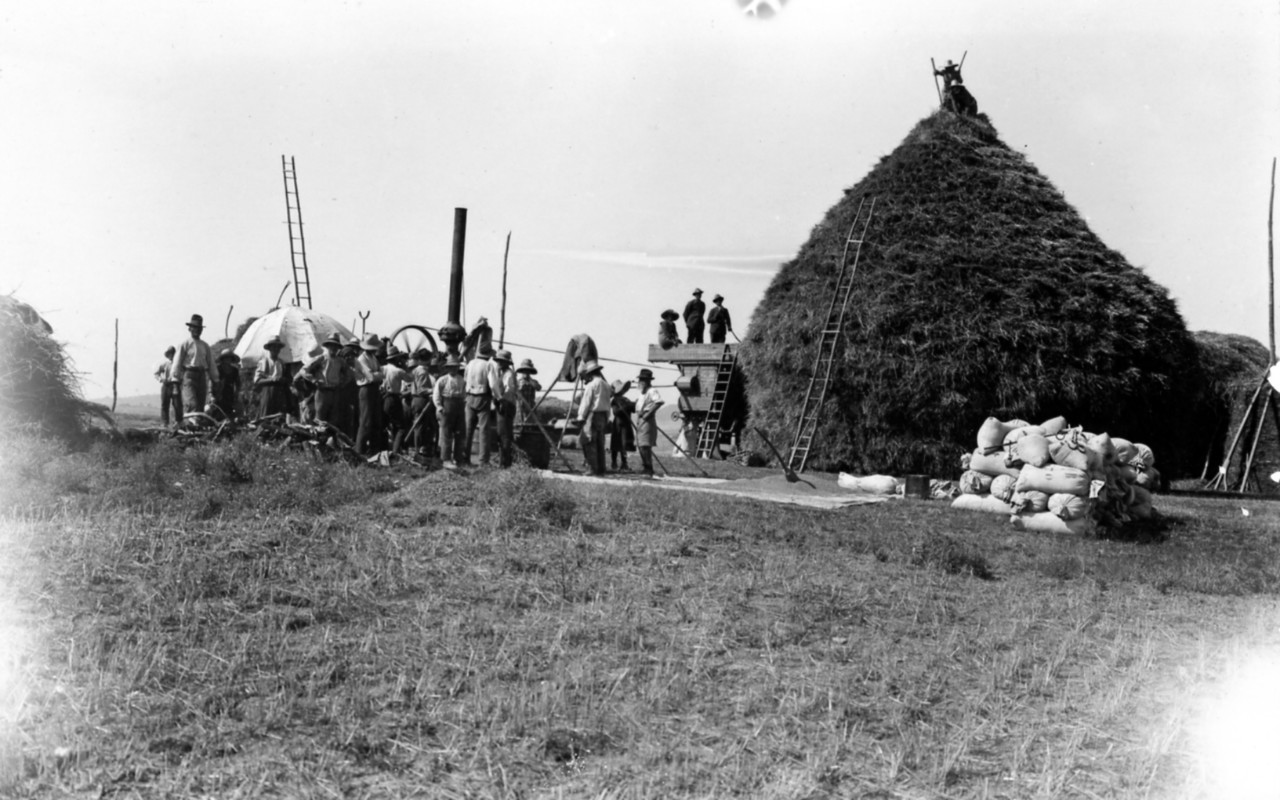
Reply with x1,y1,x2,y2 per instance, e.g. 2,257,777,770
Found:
740,111,1205,477
1191,331,1280,490
0,296,107,439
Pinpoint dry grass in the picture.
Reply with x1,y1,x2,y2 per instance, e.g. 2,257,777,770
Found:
2,433,1279,797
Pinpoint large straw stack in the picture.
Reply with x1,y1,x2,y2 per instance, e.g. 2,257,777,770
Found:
953,415,1159,534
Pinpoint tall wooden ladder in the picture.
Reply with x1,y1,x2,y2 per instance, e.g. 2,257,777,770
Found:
281,155,313,309
695,344,737,458
786,197,875,473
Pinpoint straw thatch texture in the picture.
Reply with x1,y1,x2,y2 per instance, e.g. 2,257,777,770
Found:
0,300,105,439
1191,331,1280,490
740,111,1205,477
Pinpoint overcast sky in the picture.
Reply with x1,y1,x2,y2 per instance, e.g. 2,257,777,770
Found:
3,1,1278,400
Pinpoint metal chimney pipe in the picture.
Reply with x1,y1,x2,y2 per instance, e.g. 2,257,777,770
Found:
439,207,468,356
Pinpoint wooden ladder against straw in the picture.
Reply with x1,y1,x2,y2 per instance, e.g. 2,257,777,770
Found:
694,344,737,458
281,155,313,310
785,196,875,474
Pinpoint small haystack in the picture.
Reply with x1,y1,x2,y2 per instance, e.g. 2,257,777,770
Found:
740,111,1205,477
1192,331,1280,490
0,295,107,439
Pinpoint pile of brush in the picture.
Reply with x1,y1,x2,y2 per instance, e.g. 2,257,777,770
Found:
248,415,360,462
953,415,1160,534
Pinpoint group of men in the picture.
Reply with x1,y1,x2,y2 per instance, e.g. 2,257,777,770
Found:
574,361,666,477
658,288,732,349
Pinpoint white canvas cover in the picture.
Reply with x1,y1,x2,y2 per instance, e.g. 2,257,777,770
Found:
233,307,356,369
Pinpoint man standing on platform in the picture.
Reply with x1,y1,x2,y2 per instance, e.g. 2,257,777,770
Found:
707,293,733,344
154,346,181,427
683,288,706,344
575,361,613,477
174,314,219,416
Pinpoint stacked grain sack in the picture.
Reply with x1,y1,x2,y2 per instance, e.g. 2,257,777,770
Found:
952,416,1160,534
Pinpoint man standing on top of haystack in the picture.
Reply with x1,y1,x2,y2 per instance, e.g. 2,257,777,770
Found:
576,360,612,477
154,346,181,427
707,294,733,344
304,333,352,428
515,358,541,426
492,349,519,468
174,314,219,416
634,368,664,478
353,333,383,455
464,345,502,466
433,355,467,466
683,289,706,344
658,309,681,350
253,336,292,420
934,59,962,89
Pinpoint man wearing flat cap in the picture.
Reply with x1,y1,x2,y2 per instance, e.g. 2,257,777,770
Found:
707,293,733,344
683,289,706,345
174,314,219,416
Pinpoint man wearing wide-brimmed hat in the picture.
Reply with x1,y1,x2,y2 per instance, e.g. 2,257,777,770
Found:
353,333,384,455
407,349,438,462
463,344,502,466
515,358,541,426
154,346,181,427
609,377,635,472
432,355,467,466
707,293,733,344
658,309,681,350
214,351,242,421
380,345,411,455
683,288,706,345
174,313,219,416
575,360,613,476
303,333,352,427
491,349,519,468
253,336,292,419
634,368,664,477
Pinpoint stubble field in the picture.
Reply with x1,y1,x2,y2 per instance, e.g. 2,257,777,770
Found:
2,432,1279,798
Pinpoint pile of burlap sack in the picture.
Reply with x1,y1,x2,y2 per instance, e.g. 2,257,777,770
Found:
952,416,1160,534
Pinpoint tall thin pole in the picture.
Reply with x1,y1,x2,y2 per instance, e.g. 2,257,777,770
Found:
1269,157,1276,363
112,318,119,413
499,231,511,348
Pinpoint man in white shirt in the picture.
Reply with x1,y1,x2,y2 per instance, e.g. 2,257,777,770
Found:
174,314,219,416
492,349,519,468
433,356,467,465
464,345,502,466
354,334,383,455
576,360,613,476
253,336,291,419
154,346,181,426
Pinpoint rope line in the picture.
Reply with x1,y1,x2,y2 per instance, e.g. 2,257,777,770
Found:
410,325,680,371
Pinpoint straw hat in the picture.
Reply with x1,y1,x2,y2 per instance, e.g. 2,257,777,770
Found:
660,309,679,321
264,336,285,351
579,360,603,377
516,358,537,375
610,379,631,396
385,344,404,361
493,349,512,364
321,333,342,349
360,333,381,351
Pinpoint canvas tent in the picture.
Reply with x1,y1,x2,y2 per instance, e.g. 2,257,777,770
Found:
739,110,1206,477
233,307,356,369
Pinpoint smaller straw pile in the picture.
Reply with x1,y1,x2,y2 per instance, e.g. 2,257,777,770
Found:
952,415,1159,535
0,302,108,439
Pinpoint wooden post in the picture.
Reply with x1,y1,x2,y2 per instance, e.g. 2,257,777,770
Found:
1269,157,1276,363
112,318,119,413
225,305,234,339
499,231,511,348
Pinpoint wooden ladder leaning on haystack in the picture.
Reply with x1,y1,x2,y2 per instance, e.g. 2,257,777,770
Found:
786,196,876,474
694,344,737,458
282,155,313,310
